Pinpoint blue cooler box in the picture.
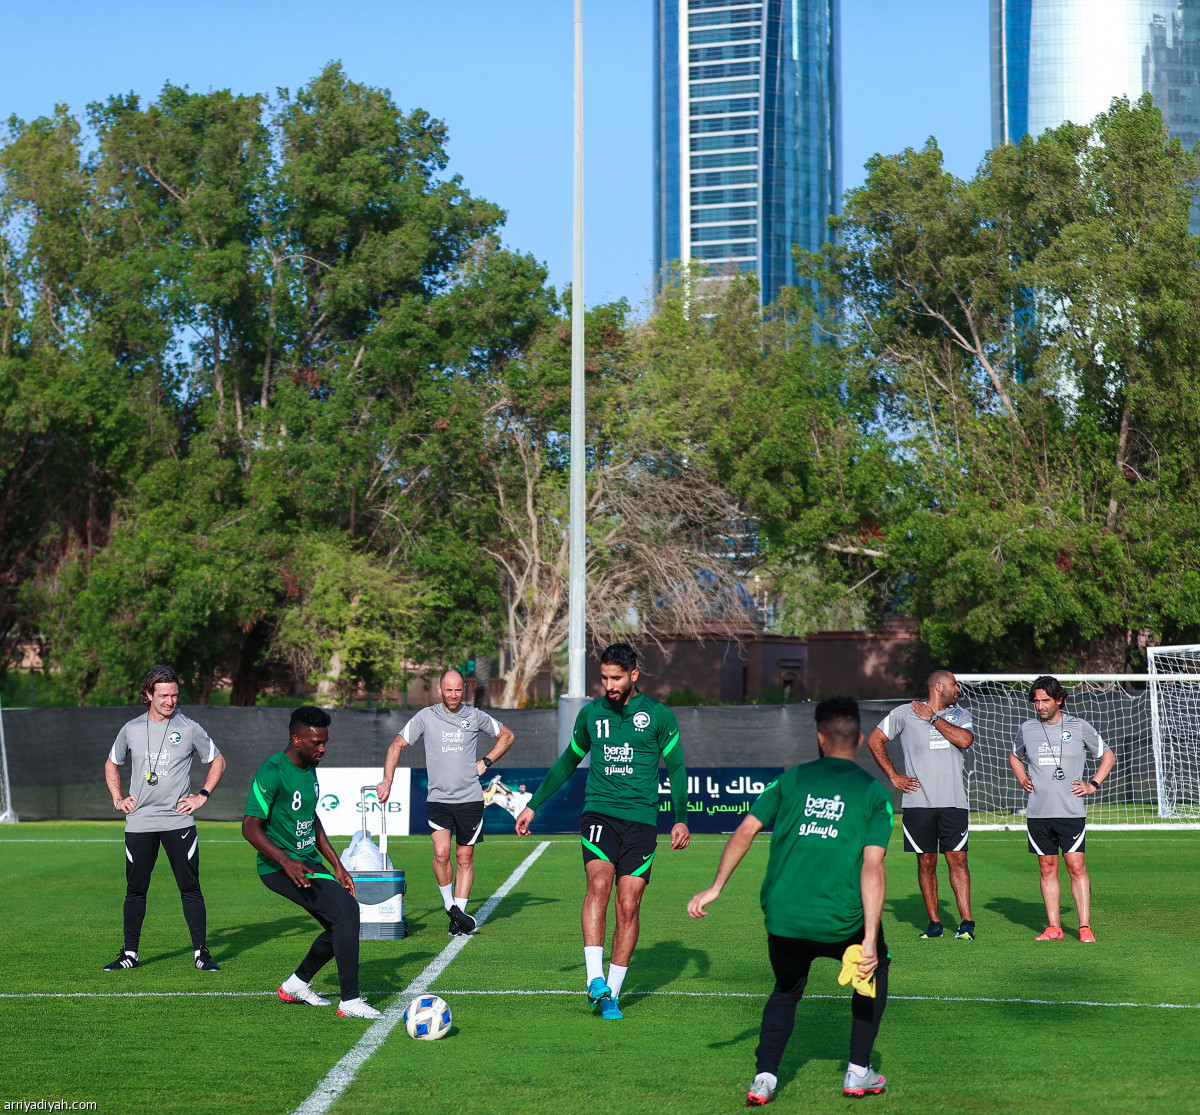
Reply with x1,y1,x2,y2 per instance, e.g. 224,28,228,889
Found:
350,786,408,939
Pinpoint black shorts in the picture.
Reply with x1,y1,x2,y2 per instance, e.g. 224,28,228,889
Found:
1027,816,1086,856
427,800,484,846
902,807,969,854
580,811,658,883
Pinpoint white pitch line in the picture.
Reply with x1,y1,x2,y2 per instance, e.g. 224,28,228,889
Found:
292,840,550,1115
429,989,1200,1011
1,984,1195,1013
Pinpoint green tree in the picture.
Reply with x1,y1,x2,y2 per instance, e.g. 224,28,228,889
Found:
825,96,1200,669
14,64,553,703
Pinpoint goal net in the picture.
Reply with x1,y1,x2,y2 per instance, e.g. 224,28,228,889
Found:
957,658,1200,829
0,696,16,824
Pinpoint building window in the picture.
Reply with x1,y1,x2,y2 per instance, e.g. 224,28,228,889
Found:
691,205,757,223
690,114,759,133
691,168,758,186
691,223,756,241
690,151,757,170
690,96,759,115
691,242,757,260
691,187,758,205
687,79,759,98
689,25,760,45
691,132,758,152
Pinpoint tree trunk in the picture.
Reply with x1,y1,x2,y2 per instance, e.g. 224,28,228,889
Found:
229,623,270,706
316,650,343,708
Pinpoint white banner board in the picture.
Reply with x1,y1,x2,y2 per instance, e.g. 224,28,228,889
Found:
315,767,411,836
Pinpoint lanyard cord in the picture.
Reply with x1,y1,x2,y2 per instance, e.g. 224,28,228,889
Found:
1039,716,1066,778
146,715,173,783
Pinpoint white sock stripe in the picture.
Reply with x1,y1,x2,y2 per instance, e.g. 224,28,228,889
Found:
292,840,551,1115
901,824,924,853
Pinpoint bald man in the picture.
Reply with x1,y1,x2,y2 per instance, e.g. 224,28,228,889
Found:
867,670,976,941
377,670,514,935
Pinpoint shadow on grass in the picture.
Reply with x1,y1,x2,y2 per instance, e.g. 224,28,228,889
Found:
146,915,315,967
704,1005,858,1096
618,939,711,1016
886,891,931,933
985,895,1059,933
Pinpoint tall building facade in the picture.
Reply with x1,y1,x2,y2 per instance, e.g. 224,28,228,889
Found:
991,0,1200,228
653,0,841,306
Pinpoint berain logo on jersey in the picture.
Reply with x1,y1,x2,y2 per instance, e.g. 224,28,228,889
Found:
632,711,651,731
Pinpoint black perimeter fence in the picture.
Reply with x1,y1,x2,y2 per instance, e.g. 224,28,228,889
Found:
2,702,902,821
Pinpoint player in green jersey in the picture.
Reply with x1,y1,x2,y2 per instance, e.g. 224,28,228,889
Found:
516,643,689,1020
242,706,381,1019
688,696,893,1104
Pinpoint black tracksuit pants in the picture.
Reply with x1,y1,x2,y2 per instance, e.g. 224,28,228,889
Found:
123,828,208,953
755,927,889,1075
261,872,361,1000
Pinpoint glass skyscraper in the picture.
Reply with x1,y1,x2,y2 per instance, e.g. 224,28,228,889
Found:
992,0,1200,228
654,0,841,306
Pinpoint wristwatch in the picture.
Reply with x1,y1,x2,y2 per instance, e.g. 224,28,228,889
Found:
482,757,493,769
929,712,939,724
1088,779,1100,790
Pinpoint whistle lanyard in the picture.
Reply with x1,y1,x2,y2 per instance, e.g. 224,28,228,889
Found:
145,716,173,786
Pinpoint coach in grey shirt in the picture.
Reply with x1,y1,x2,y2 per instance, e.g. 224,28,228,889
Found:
867,669,976,941
377,669,514,935
102,664,225,972
1010,675,1115,943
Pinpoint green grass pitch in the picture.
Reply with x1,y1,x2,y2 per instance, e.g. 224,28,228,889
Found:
0,823,1197,1113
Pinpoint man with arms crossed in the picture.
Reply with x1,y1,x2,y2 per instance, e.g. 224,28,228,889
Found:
377,668,514,936
103,664,226,972
689,696,893,1104
516,643,689,1021
867,669,976,940
243,706,379,1018
1010,675,1116,943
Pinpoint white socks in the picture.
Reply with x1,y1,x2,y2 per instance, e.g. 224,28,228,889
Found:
584,946,605,984
282,973,309,993
438,883,453,911
453,896,467,912
607,963,628,998
848,1063,870,1077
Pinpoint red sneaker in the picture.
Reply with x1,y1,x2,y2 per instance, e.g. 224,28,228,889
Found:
1079,925,1097,944
1035,926,1065,941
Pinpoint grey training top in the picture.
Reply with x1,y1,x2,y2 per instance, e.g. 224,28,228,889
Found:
403,703,506,805
1013,715,1108,819
877,702,974,810
108,712,221,833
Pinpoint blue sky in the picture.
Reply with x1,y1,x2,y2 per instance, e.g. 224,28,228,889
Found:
1,1,989,309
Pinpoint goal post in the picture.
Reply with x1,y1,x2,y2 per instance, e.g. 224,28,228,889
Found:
0,694,17,824
953,668,1200,830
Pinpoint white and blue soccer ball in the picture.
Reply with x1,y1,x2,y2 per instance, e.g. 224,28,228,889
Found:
403,994,452,1040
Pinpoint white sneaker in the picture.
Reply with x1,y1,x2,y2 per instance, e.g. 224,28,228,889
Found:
746,1072,776,1106
842,1066,886,1096
336,997,383,1019
278,983,331,1007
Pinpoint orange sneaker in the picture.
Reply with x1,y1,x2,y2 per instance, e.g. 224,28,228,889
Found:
1079,926,1096,944
1035,926,1065,941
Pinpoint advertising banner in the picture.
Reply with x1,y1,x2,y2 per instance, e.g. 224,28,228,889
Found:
316,767,411,836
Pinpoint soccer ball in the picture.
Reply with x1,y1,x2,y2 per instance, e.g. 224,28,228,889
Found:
403,994,452,1040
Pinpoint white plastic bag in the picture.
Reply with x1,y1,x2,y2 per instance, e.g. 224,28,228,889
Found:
340,829,394,871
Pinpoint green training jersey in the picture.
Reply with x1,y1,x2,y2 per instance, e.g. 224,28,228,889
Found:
750,757,893,942
244,750,326,877
527,691,687,825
